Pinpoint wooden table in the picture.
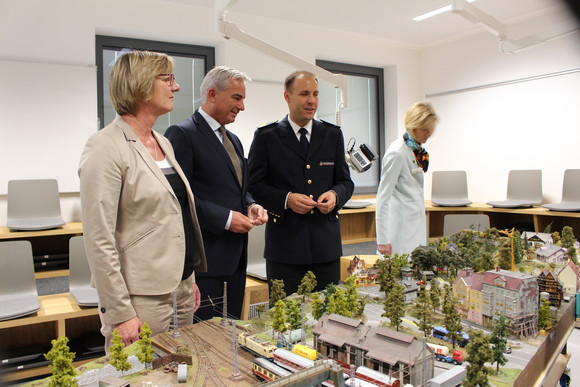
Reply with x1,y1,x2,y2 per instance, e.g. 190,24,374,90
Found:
338,198,580,244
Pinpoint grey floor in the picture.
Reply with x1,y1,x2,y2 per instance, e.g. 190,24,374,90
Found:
342,241,378,256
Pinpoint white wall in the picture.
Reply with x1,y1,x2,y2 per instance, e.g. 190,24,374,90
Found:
0,0,420,223
1,0,578,224
421,8,580,205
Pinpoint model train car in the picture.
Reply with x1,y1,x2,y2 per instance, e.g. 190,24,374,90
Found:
355,366,401,387
292,343,318,361
237,332,277,359
273,347,315,372
251,357,291,382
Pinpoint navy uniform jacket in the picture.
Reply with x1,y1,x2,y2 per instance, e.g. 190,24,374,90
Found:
248,116,354,265
165,110,254,277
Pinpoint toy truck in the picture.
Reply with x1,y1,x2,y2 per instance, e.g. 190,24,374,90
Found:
428,343,464,365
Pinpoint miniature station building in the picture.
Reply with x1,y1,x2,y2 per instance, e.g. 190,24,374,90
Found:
454,267,539,337
312,313,433,386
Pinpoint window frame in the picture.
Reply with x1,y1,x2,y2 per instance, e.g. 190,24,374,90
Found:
316,60,385,194
95,35,215,129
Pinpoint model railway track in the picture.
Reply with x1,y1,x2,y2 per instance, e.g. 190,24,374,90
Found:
150,321,256,384
184,326,255,380
187,329,229,386
152,333,180,355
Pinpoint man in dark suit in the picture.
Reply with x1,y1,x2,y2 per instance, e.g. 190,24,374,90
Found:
165,66,267,321
248,71,354,295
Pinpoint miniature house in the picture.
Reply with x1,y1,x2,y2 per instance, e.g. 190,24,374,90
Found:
312,313,433,386
558,259,580,295
522,232,553,249
537,268,564,307
347,256,378,287
454,268,539,336
535,245,567,264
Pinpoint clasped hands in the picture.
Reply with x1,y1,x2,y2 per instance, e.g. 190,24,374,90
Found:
287,191,336,215
229,204,268,233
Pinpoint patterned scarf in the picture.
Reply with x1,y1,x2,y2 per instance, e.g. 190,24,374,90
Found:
403,131,429,172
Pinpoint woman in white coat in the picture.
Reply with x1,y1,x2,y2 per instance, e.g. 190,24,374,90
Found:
376,102,439,256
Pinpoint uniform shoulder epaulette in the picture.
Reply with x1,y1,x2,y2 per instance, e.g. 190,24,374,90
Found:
320,119,341,129
257,120,278,130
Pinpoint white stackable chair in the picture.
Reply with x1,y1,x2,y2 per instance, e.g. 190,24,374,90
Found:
543,169,580,212
487,170,542,208
7,179,65,231
68,236,99,307
431,170,472,207
0,241,41,321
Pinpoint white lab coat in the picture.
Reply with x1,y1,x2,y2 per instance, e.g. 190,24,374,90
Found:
375,138,426,256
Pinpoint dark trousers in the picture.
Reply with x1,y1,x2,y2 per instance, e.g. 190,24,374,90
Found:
266,259,341,296
194,258,246,322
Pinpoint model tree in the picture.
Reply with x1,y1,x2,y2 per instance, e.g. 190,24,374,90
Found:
272,299,287,337
344,275,366,319
44,336,77,387
561,226,578,264
410,247,439,272
297,270,317,300
382,281,405,331
538,298,552,330
552,230,561,245
311,291,325,320
110,329,131,374
375,257,397,295
443,284,463,349
464,329,493,387
522,231,530,252
414,275,433,337
448,263,457,285
326,286,349,317
490,315,510,372
497,241,512,270
513,230,523,264
270,279,286,306
137,322,155,371
473,251,495,273
429,278,441,312
285,298,302,330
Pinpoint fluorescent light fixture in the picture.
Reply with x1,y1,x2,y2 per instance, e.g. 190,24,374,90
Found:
412,5,452,21
412,0,475,22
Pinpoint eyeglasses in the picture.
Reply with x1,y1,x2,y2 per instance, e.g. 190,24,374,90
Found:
156,73,176,86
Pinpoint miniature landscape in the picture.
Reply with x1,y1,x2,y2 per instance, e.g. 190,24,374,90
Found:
23,225,578,386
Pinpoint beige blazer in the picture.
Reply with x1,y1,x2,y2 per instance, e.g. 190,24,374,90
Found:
79,115,207,325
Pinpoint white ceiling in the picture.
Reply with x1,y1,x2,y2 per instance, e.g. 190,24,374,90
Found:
169,0,577,48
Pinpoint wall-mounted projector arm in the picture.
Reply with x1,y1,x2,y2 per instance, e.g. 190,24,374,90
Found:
452,0,507,39
215,0,348,122
451,0,579,53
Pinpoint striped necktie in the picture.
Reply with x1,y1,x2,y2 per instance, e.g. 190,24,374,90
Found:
219,126,243,185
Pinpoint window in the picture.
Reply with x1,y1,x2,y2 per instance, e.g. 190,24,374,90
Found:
96,36,215,134
316,60,384,193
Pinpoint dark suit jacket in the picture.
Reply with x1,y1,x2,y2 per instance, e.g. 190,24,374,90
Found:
165,110,254,277
248,116,354,265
